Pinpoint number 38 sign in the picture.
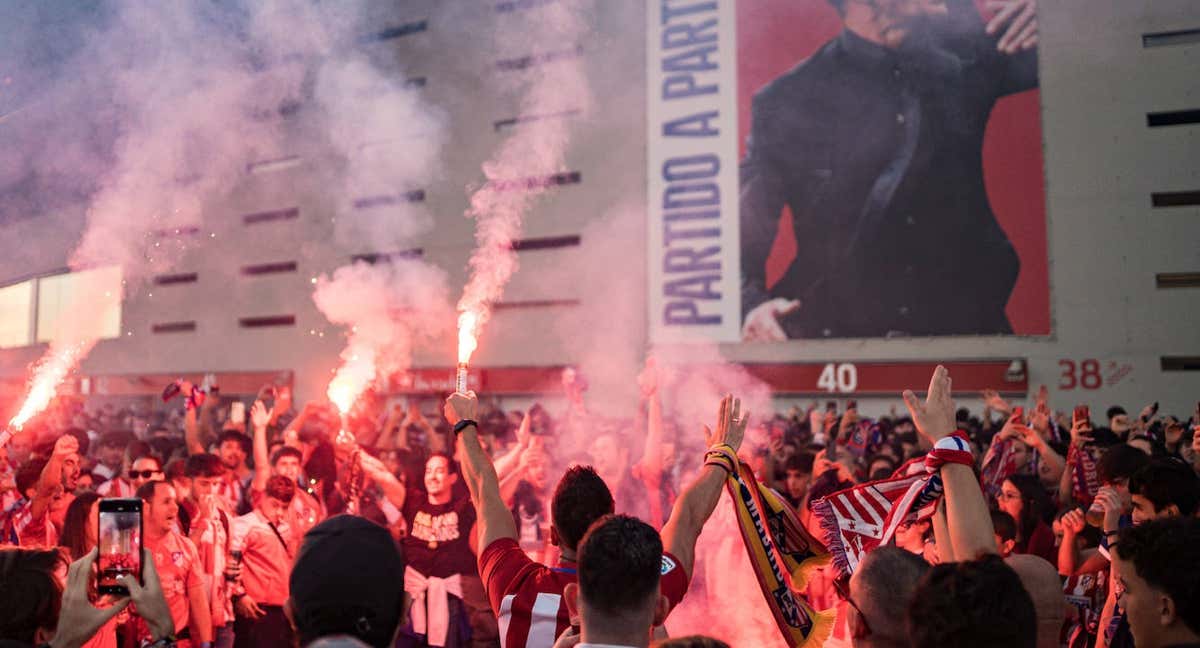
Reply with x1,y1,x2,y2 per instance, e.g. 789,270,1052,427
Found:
1058,359,1133,391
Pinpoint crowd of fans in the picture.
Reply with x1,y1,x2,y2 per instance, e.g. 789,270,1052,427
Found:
1,365,1199,648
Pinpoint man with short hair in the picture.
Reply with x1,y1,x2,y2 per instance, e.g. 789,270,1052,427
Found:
137,479,214,647
230,474,297,648
1096,458,1200,648
288,514,409,648
396,452,497,647
781,452,815,509
561,515,669,648
97,452,163,498
1,435,78,547
907,554,1037,648
217,431,253,515
1111,518,1200,648
991,510,1018,557
446,390,745,648
845,546,930,648
93,431,131,482
185,453,235,648
249,400,323,548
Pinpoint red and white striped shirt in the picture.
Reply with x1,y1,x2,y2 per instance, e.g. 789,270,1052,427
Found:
480,538,689,648
96,477,137,498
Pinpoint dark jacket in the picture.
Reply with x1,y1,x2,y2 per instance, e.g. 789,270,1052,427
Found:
740,3,1037,338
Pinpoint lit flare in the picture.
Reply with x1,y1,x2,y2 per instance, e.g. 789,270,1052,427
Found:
8,341,87,430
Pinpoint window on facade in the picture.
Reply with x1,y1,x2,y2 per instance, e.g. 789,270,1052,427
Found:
0,280,34,348
35,266,123,344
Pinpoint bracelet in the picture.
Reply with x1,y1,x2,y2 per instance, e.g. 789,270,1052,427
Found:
1104,530,1121,538
704,457,734,475
452,419,478,436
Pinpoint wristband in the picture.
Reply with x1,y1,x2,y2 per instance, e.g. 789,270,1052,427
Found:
452,419,478,436
1104,530,1121,538
704,452,735,475
924,432,974,473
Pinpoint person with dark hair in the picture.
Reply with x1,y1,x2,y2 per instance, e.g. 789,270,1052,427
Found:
395,451,498,648
1095,458,1200,648
447,390,746,648
0,545,175,648
93,431,133,482
779,451,815,509
996,474,1056,564
137,479,213,647
1,435,78,547
229,474,296,648
247,400,324,550
907,554,1037,648
97,452,162,498
0,548,66,645
556,515,668,647
288,515,409,648
216,430,253,515
58,492,102,561
183,453,236,648
739,0,1038,341
845,546,930,648
1129,458,1200,523
1111,518,1200,648
990,510,1017,557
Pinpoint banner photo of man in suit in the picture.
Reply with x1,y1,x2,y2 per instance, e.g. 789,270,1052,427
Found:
737,0,1050,342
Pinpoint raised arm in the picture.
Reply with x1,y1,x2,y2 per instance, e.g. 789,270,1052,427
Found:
446,391,517,551
32,435,77,519
904,366,996,560
358,452,406,509
661,394,748,580
635,359,666,528
493,411,531,481
250,400,272,493
182,382,206,456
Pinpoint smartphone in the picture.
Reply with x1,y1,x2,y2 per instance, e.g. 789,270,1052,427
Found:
1012,406,1025,421
230,401,246,425
1073,405,1090,426
97,498,143,595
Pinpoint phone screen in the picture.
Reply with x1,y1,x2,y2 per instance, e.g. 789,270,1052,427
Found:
230,401,246,425
98,499,143,594
1073,405,1090,425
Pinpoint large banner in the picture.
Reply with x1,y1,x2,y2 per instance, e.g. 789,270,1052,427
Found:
649,0,1050,343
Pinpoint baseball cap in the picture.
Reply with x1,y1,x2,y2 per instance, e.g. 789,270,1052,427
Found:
289,515,407,648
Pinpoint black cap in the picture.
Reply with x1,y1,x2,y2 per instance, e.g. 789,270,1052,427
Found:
289,515,406,648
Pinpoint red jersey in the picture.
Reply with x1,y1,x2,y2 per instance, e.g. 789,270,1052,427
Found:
480,537,690,648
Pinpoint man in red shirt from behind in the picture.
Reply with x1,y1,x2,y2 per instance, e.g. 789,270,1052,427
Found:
444,390,747,648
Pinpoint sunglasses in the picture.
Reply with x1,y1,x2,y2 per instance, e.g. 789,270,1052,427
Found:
129,469,162,479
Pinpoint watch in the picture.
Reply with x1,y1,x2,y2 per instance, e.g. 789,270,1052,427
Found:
453,419,478,435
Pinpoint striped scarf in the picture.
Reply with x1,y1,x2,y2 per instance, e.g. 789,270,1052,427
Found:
716,453,834,647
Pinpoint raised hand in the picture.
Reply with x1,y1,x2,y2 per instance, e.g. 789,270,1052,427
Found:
985,0,1038,54
118,548,174,641
703,394,749,453
250,400,273,430
982,389,1013,414
51,549,132,648
444,391,478,426
53,434,80,461
1069,418,1093,448
1060,508,1086,537
902,365,956,443
637,356,659,398
741,298,800,342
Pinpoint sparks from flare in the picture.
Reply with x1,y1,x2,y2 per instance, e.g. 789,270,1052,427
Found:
8,341,89,430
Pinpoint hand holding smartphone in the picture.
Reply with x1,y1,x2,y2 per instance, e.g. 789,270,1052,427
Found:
97,498,143,595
